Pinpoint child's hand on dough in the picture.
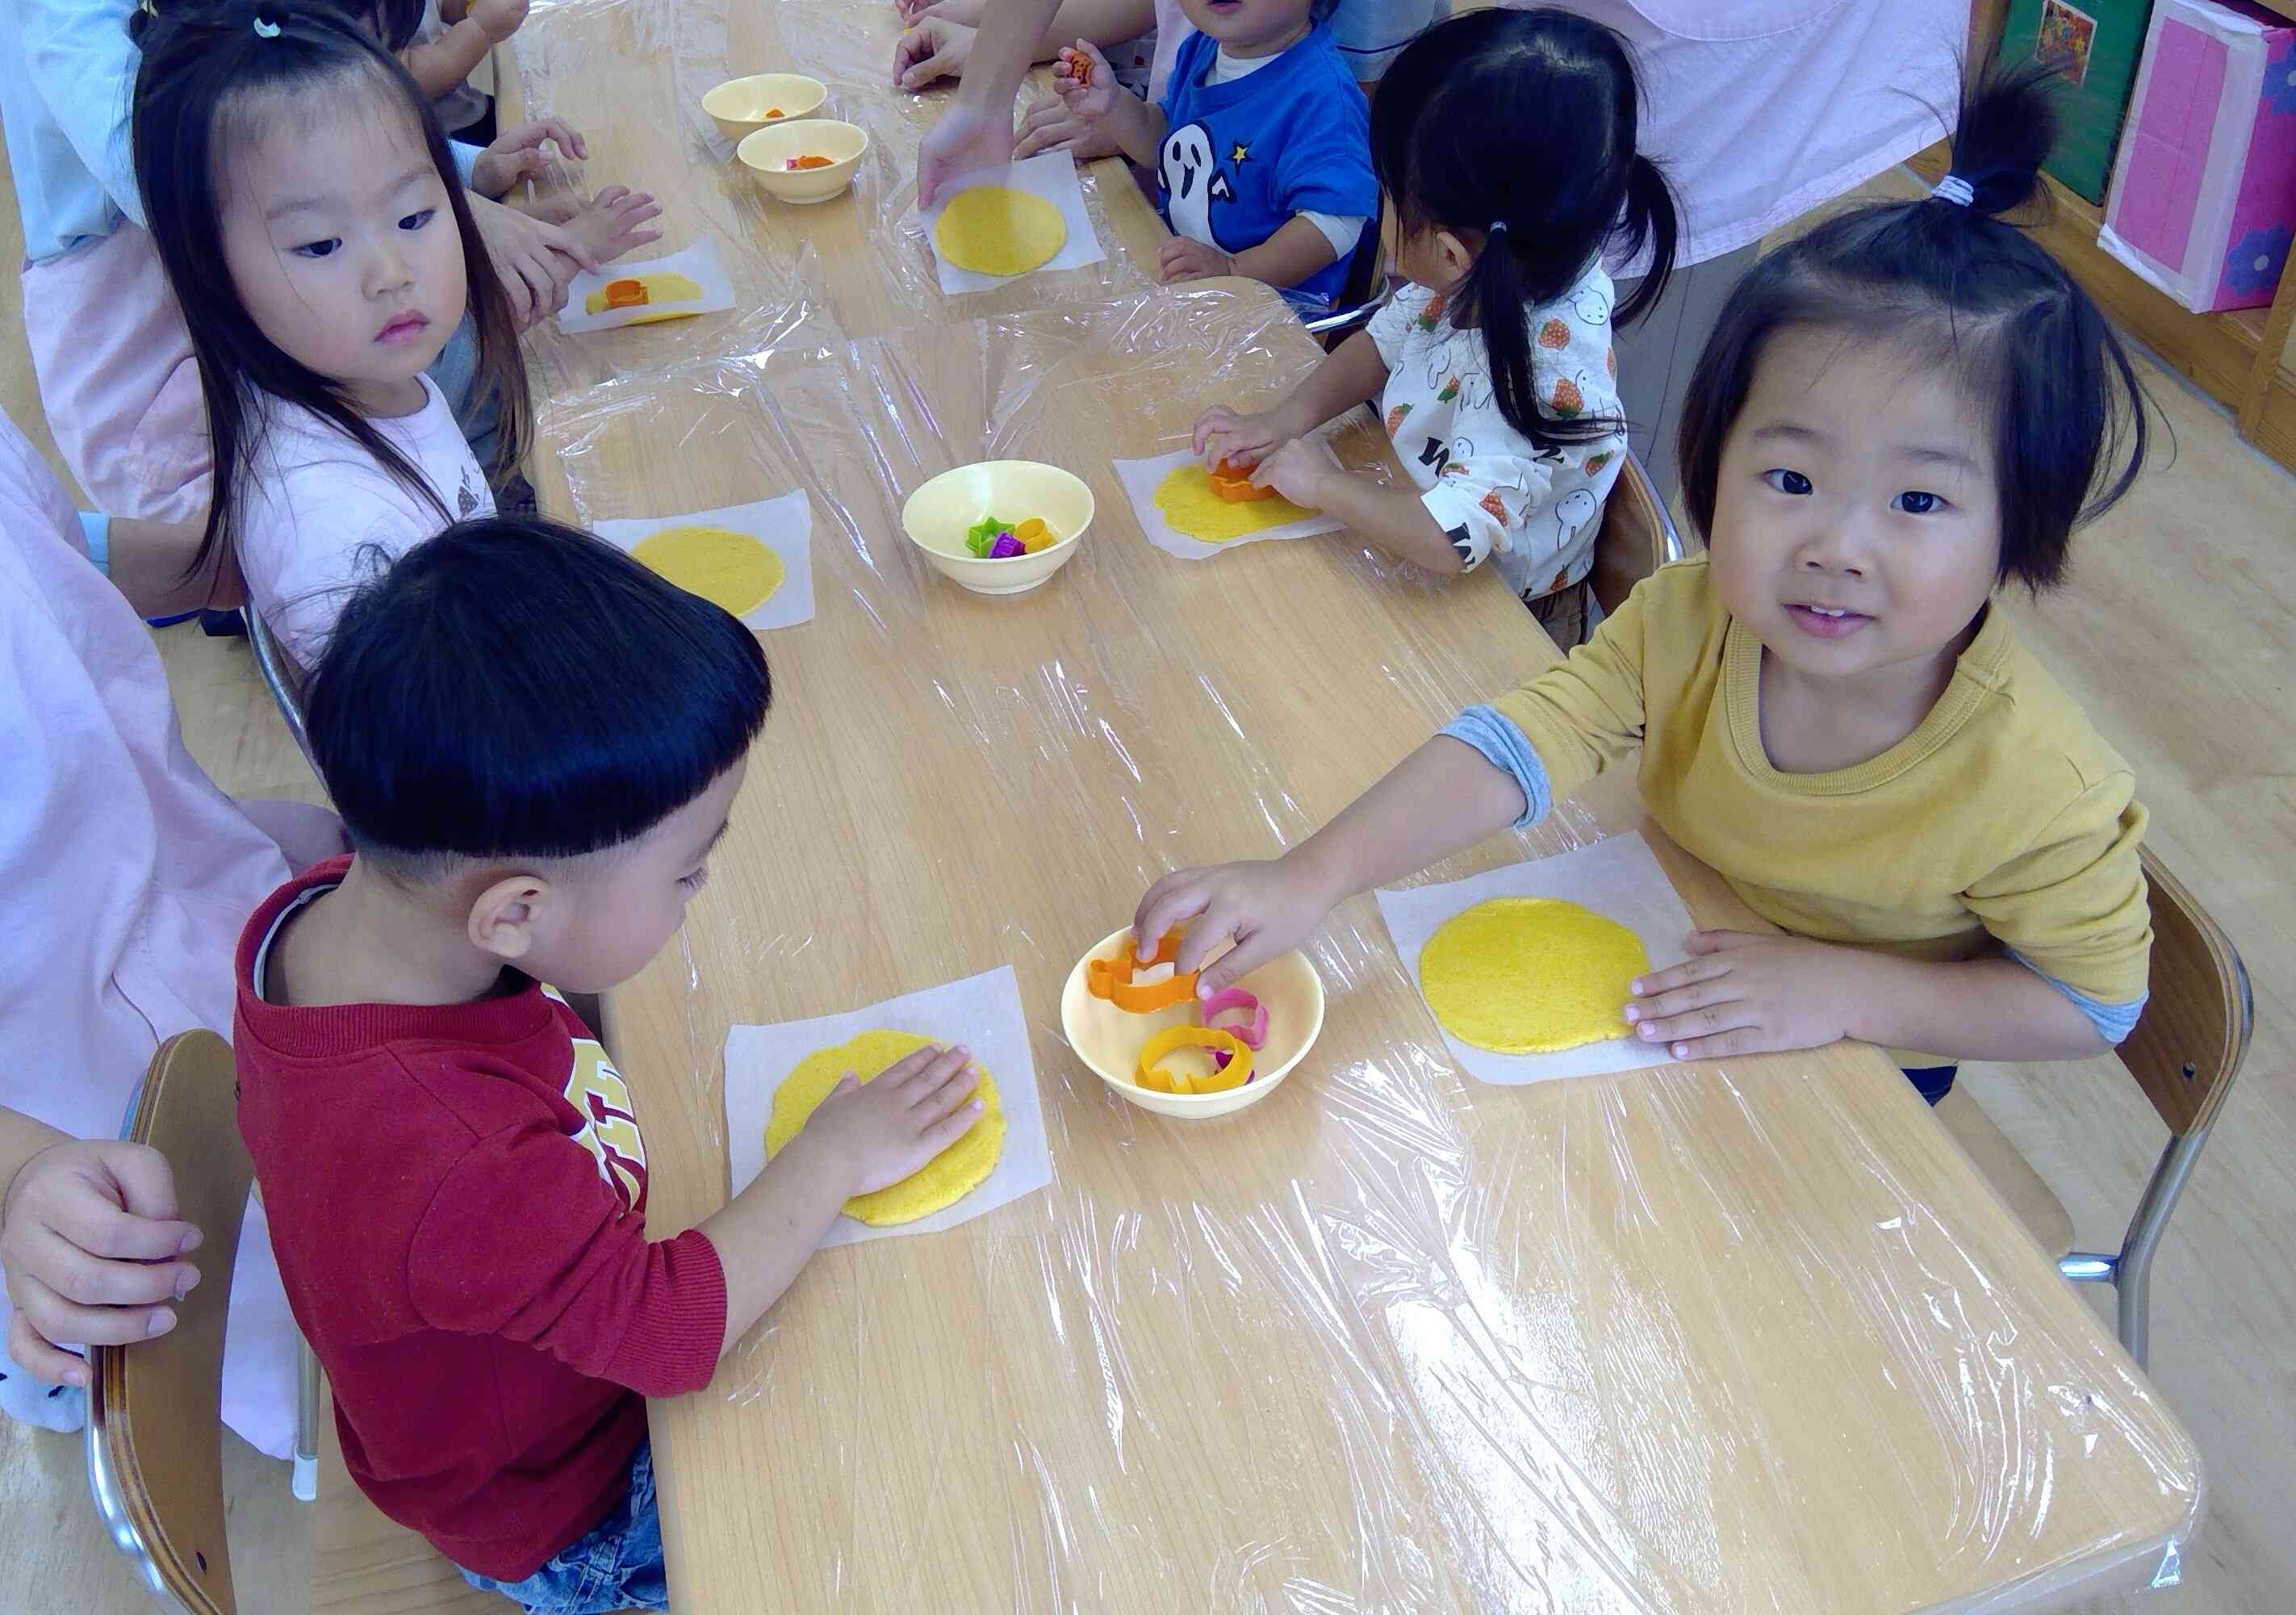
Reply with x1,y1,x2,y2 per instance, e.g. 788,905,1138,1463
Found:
800,1043,984,1195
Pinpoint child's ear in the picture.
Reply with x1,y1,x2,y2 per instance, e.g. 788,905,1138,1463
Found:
1436,229,1474,278
469,874,550,964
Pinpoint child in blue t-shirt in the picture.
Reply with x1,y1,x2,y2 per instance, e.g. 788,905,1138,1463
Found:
1051,0,1374,312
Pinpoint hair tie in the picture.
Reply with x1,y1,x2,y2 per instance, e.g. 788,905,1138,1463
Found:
1931,174,1975,208
1487,220,1509,235
138,0,158,15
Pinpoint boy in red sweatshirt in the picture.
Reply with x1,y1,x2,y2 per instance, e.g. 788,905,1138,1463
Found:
233,517,985,1612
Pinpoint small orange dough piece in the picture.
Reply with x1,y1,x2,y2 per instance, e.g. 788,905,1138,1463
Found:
766,106,784,117
1069,51,1094,89
783,154,834,170
1208,458,1277,503
601,278,649,310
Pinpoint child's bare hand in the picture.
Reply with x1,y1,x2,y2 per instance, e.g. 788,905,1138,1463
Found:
1193,406,1287,471
1133,858,1331,996
1052,41,1118,122
470,118,586,199
1014,94,1117,159
1251,435,1338,507
471,0,529,44
898,0,981,23
1156,235,1232,284
553,186,663,268
894,17,972,90
800,1044,985,1196
1625,931,1865,1061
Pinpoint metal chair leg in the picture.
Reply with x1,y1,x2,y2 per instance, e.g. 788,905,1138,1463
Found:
294,1337,320,1502
2110,1125,2210,1374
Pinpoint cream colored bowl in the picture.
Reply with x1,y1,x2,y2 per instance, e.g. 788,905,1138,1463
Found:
899,460,1094,596
736,119,870,205
1060,928,1326,1120
702,74,826,143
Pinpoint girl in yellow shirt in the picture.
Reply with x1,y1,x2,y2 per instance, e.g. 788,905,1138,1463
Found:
1127,65,2154,1098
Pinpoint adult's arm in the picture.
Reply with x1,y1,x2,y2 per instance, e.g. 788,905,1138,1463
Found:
916,0,1066,205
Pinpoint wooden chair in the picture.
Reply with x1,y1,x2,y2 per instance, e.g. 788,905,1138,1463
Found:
1587,448,1683,617
1947,849,2252,1371
85,1031,249,1613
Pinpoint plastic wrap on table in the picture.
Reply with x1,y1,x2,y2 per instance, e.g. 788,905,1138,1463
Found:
539,284,2202,1613
511,0,1156,358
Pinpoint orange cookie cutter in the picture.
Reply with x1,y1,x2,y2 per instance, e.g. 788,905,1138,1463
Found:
1209,458,1278,504
1136,1025,1252,1094
1088,930,1198,1013
602,278,649,309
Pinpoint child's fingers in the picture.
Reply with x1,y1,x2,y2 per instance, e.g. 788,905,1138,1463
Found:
1169,900,1244,978
914,1096,987,1157
1659,1027,1770,1062
1623,974,1739,1027
1627,955,1731,998
907,1056,982,1123
1133,872,1212,954
1686,929,1763,956
1632,998,1760,1048
1195,927,1282,998
8,1313,94,1389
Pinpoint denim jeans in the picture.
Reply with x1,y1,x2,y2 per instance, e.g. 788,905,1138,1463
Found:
458,1438,668,1613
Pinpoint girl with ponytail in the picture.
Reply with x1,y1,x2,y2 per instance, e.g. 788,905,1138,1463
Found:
1135,64,2158,1104
1194,6,1675,644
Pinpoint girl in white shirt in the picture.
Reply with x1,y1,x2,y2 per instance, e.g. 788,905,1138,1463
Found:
130,1,533,663
1192,8,1678,643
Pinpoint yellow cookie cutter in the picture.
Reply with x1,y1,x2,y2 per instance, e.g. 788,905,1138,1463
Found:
1136,1025,1253,1094
1087,930,1198,1013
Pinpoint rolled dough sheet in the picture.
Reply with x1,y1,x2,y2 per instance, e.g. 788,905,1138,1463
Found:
724,964,1051,1248
1113,446,1345,561
559,241,736,333
593,492,815,631
919,151,1107,295
1419,897,1652,1054
1374,832,1696,1086
933,186,1065,277
763,1030,1006,1225
1151,461,1321,543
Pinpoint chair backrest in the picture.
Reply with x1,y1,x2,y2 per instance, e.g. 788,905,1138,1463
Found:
244,606,316,773
87,1030,249,1615
1588,451,1678,616
2117,848,2251,1138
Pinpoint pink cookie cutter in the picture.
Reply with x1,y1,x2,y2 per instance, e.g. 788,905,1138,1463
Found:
1200,987,1269,1074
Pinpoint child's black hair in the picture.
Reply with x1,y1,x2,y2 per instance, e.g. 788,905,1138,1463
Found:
129,0,532,585
1370,7,1676,455
1675,61,2148,592
303,517,772,872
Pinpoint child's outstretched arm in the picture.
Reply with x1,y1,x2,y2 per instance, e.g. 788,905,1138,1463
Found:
1627,945,2112,1065
1252,432,1471,575
1194,328,1389,471
400,0,527,102
1158,216,1337,292
1135,737,1530,996
699,1043,983,1356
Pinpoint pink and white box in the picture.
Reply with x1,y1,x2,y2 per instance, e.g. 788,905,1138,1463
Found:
2098,0,2296,314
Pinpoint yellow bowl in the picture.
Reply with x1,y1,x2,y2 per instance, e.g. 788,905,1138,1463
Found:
1060,928,1326,1120
899,460,1094,596
737,119,870,205
702,74,827,144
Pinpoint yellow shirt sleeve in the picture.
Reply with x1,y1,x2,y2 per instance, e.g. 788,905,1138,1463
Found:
1486,567,1653,806
1964,776,2153,1008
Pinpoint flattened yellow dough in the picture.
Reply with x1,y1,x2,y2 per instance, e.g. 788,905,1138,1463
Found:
630,525,784,617
935,186,1066,277
582,270,705,320
764,1031,1004,1225
1152,462,1319,543
1420,897,1651,1054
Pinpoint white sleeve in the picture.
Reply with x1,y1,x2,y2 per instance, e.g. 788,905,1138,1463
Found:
1299,210,1366,264
1366,286,1419,369
1416,449,1557,575
236,467,420,667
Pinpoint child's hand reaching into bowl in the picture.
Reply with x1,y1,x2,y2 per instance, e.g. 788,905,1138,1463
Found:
1134,859,1334,998
797,1043,985,1196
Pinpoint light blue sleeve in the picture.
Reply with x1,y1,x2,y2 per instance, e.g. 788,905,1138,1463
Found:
1437,704,1549,831
2007,949,2147,1045
77,509,111,576
21,0,145,226
450,139,482,190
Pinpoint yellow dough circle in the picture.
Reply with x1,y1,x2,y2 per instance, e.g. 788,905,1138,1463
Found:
630,525,785,617
583,270,705,322
1419,897,1652,1055
1152,463,1319,543
764,1031,1005,1225
935,186,1066,277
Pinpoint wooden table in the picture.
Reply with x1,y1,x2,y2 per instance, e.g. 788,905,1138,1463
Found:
502,6,2203,1610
